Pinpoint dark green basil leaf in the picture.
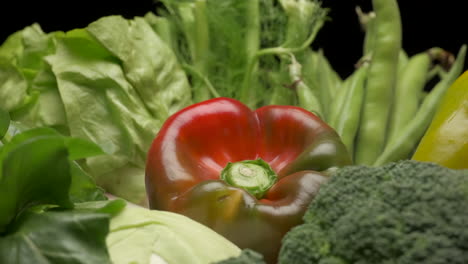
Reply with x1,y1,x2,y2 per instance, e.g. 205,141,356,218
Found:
0,210,111,264
0,136,72,232
65,137,106,160
74,199,127,217
69,161,107,203
0,108,9,140
0,127,104,161
0,127,60,160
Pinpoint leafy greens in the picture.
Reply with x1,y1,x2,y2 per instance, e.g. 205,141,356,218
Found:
0,0,330,206
0,15,193,205
0,122,116,263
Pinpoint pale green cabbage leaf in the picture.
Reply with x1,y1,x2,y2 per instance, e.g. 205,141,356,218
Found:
107,202,241,264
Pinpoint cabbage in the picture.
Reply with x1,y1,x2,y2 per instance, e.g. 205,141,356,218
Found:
107,202,241,264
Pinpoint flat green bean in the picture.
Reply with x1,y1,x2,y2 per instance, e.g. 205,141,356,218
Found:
354,0,402,165
397,50,409,73
316,50,341,121
374,44,467,166
333,63,368,159
387,51,431,144
289,56,323,116
328,73,353,128
355,7,376,57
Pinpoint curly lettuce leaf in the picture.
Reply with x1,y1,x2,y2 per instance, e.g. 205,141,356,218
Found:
86,15,192,118
45,18,191,205
0,59,29,112
45,29,154,206
0,24,67,131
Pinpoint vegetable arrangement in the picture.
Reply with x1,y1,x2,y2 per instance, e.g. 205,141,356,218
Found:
0,0,466,205
1,0,467,263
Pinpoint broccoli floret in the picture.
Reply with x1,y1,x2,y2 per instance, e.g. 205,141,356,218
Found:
279,160,468,264
216,249,266,264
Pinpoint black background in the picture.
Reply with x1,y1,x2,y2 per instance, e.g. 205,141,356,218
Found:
1,1,467,79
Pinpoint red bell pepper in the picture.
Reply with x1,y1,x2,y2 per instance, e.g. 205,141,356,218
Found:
145,97,351,263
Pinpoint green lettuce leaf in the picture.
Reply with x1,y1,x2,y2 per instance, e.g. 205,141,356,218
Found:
0,24,67,131
43,15,192,206
45,29,155,206
0,30,23,60
87,15,192,118
0,59,29,112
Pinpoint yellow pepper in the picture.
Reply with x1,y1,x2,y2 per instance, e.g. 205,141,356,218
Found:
412,70,468,169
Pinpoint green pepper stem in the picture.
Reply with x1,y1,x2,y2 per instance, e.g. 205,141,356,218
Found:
220,159,277,199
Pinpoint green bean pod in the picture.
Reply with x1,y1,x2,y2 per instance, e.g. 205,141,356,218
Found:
333,63,369,158
355,6,376,57
296,82,323,118
315,50,342,121
374,44,467,166
327,54,370,128
397,50,409,73
354,0,402,165
289,55,323,116
387,51,432,144
328,73,353,127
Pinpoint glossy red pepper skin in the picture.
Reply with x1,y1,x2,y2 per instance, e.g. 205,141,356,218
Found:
145,97,351,263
